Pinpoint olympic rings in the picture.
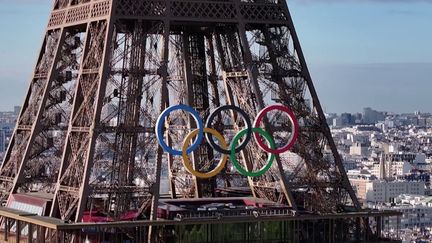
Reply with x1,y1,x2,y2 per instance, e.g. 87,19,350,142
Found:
156,104,299,178
253,104,299,154
205,105,252,155
230,128,275,177
156,104,204,156
182,128,228,179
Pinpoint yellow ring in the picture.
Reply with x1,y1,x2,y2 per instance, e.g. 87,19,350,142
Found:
182,128,228,179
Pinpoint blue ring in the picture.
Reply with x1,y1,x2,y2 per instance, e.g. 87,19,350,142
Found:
156,104,204,156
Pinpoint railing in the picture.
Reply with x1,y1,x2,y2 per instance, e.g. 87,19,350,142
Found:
171,208,295,220
0,206,402,243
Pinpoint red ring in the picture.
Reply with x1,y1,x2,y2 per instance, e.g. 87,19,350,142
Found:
253,104,299,154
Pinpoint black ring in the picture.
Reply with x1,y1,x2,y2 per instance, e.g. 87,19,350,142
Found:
205,105,253,155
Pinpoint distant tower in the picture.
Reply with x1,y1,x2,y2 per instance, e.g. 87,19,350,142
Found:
0,129,5,153
13,106,21,116
0,0,362,224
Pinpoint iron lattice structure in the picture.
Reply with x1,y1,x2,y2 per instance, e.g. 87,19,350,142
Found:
0,0,361,223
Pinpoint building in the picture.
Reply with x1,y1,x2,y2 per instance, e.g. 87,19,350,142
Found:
405,171,430,187
385,153,417,163
363,107,385,124
366,181,425,203
350,178,425,203
370,160,412,179
0,129,5,153
340,113,354,126
349,142,369,157
343,160,357,171
333,117,343,127
332,113,354,127
13,106,21,116
370,194,432,230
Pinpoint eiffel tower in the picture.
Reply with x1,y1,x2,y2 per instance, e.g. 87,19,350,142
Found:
0,0,362,229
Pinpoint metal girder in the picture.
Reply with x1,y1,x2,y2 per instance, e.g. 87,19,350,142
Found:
3,0,363,236
0,28,67,202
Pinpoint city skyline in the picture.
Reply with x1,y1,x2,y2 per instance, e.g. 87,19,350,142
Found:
0,0,431,113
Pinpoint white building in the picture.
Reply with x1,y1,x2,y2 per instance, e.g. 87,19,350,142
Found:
350,178,425,203
365,181,425,203
347,133,369,144
350,142,369,156
369,194,432,230
370,161,413,179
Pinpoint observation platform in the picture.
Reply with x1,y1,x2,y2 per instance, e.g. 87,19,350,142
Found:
0,197,402,242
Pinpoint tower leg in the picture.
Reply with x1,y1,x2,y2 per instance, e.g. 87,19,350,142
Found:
148,19,171,243
50,18,115,223
0,28,66,202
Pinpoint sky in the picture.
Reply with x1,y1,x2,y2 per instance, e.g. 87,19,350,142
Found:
0,0,431,114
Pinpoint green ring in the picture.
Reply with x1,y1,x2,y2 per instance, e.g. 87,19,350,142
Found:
230,127,276,177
